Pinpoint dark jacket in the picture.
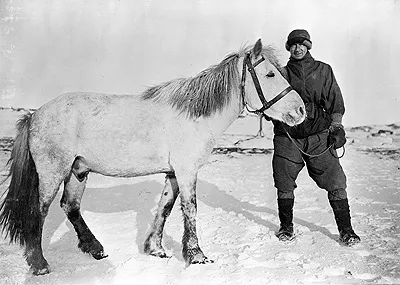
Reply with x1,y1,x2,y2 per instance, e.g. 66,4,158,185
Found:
274,52,345,138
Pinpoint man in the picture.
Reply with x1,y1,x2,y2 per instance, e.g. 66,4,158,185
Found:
272,29,360,246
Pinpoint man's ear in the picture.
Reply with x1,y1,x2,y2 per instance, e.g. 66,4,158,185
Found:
252,39,263,58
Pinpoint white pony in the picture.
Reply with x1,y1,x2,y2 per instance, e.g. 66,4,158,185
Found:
0,39,305,275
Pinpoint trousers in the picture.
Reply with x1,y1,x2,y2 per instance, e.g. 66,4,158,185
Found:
272,130,347,200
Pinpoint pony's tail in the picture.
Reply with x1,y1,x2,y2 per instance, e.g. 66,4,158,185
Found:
0,113,40,246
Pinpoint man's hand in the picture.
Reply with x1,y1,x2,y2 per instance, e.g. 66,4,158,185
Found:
328,124,346,149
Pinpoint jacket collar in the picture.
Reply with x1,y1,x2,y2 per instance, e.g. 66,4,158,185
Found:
288,51,313,65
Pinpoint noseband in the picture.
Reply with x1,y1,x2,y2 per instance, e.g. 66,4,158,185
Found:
240,52,293,115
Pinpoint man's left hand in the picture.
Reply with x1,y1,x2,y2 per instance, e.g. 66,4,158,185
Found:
328,125,346,149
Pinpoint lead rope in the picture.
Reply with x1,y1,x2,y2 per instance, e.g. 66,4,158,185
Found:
284,128,345,159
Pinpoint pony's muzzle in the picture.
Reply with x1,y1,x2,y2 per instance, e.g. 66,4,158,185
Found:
295,104,306,123
285,105,306,126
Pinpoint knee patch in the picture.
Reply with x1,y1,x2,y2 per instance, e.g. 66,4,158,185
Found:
277,190,295,199
328,189,348,201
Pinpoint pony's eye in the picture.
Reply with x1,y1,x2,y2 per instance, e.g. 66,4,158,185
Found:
266,71,275,78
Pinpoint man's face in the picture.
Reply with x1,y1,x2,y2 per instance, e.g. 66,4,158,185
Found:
289,43,307,60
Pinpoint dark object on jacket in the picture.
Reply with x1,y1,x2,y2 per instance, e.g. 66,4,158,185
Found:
274,52,345,139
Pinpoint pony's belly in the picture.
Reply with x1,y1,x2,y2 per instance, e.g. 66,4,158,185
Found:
80,144,172,177
87,156,172,177
91,164,172,177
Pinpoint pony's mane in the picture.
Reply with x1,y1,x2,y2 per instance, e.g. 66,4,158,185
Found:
142,45,280,118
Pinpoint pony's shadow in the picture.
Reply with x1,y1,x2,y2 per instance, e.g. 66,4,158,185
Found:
41,179,182,280
84,180,183,256
41,176,337,280
196,179,337,241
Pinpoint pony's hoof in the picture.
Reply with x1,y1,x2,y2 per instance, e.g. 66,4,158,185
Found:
79,240,107,260
31,265,50,276
191,256,214,265
91,250,108,260
147,249,171,259
185,251,214,267
28,258,50,275
144,238,170,258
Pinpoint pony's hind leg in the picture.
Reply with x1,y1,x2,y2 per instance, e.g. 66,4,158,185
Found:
61,159,107,260
26,176,64,275
144,173,179,258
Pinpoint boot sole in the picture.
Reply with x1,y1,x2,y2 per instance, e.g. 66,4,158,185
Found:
277,232,297,243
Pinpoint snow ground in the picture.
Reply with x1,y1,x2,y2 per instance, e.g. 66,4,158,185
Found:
0,109,399,285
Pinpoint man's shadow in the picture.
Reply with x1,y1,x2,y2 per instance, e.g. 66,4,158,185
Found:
196,179,336,241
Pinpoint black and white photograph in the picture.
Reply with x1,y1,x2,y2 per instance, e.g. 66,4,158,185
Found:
1,0,399,284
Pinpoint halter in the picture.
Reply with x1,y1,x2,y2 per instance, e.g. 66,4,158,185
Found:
240,52,293,114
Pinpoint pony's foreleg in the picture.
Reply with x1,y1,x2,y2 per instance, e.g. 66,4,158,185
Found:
177,170,213,266
144,173,179,258
61,172,107,260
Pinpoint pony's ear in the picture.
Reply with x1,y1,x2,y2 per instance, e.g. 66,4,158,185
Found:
253,39,263,58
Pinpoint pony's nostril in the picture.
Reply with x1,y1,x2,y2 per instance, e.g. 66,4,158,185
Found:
298,106,305,116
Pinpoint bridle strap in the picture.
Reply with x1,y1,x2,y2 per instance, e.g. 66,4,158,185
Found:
245,55,269,109
240,52,293,114
258,86,293,113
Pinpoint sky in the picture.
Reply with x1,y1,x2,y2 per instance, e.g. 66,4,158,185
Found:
1,0,400,127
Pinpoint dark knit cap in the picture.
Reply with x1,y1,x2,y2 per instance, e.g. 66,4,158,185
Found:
285,29,312,51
